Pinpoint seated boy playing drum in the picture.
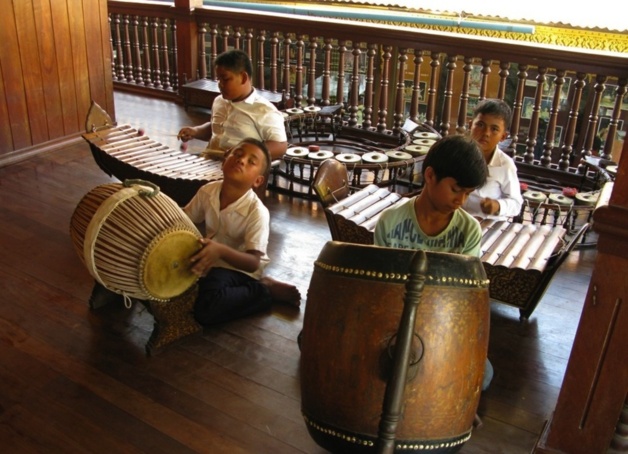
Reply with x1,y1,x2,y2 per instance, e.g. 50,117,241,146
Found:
183,138,300,325
374,135,495,390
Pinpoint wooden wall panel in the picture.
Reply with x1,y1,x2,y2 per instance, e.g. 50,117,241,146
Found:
33,0,64,141
14,1,48,146
0,0,113,164
0,9,30,152
49,0,80,135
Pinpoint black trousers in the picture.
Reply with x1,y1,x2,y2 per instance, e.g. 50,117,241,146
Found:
194,267,272,326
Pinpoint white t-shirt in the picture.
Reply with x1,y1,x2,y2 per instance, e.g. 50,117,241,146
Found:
184,181,270,279
209,89,287,152
463,147,523,220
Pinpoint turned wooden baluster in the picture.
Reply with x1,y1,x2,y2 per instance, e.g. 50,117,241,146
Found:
540,70,565,167
577,74,607,172
233,26,242,50
377,45,392,133
207,24,217,79
439,55,456,137
363,43,376,129
160,18,171,90
601,79,627,162
425,52,440,128
348,42,362,127
559,72,586,169
196,22,207,79
131,16,143,85
281,33,291,97
109,15,118,82
170,20,179,91
256,30,266,90
141,17,153,87
336,40,347,107
393,48,408,133
307,36,318,106
321,38,332,106
150,17,162,89
122,15,134,83
524,67,547,163
456,57,473,134
244,29,253,59
478,59,491,101
294,34,304,107
269,32,279,92
408,50,423,125
506,64,527,157
220,25,229,54
497,61,510,100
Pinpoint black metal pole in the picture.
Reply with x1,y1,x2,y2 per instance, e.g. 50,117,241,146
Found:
376,250,427,454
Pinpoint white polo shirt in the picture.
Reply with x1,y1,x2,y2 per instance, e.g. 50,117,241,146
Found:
208,89,287,152
184,181,270,279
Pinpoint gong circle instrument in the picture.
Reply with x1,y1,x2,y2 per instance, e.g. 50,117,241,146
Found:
300,241,490,453
70,180,202,302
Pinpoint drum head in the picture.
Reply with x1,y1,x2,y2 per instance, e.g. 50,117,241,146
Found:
141,228,201,300
362,152,388,163
335,153,361,164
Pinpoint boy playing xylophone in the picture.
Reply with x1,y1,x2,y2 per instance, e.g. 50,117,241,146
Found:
177,49,288,161
374,134,495,391
184,138,300,325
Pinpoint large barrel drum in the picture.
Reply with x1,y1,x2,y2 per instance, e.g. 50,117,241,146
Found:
300,241,490,453
69,180,201,301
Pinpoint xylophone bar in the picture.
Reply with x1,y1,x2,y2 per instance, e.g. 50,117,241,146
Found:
479,220,566,272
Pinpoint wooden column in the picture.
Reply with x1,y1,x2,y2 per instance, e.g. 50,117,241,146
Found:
173,0,202,84
534,139,628,453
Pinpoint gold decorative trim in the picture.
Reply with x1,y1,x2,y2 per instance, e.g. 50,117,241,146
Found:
314,260,490,287
303,414,472,450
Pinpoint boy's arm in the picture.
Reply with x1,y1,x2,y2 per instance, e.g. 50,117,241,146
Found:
189,238,262,276
265,140,288,160
178,121,212,142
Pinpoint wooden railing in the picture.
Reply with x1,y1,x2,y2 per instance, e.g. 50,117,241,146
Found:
108,0,628,189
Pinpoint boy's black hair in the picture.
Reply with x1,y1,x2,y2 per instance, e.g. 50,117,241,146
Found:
472,98,512,130
422,135,488,188
215,49,253,78
238,138,271,174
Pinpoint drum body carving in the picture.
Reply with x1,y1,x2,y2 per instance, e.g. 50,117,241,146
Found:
70,181,201,301
300,242,490,453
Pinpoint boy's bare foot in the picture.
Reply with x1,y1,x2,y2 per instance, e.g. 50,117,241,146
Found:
260,276,301,307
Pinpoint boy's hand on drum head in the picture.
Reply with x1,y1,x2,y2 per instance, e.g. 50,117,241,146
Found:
189,238,220,276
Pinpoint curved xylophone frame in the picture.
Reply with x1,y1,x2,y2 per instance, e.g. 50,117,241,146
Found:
273,122,440,198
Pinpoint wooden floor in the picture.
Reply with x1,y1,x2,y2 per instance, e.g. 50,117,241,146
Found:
0,92,602,453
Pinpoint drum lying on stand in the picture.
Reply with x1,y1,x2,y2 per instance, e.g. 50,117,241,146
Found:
300,241,490,454
70,180,202,302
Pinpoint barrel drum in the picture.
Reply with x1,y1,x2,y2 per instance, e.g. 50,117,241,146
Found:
69,180,201,302
300,241,490,453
